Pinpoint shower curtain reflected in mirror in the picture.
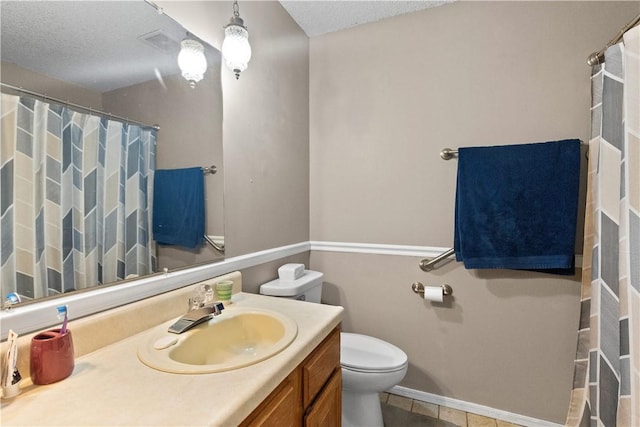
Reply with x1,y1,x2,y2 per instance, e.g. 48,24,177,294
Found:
566,25,639,427
0,94,157,300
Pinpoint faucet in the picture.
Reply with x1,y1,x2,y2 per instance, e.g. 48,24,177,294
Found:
167,302,225,334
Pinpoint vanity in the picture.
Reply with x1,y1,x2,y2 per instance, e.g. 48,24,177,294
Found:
0,272,343,426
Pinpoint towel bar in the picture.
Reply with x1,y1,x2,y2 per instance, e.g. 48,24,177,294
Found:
440,148,458,160
202,165,217,175
419,248,455,271
203,235,225,253
441,142,587,161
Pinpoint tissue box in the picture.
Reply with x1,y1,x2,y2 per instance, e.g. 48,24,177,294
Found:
278,263,305,281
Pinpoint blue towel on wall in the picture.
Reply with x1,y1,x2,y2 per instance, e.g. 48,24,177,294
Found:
453,139,581,274
153,167,205,249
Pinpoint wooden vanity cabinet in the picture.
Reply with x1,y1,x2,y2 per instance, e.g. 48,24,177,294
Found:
241,326,341,427
239,368,302,426
303,369,341,427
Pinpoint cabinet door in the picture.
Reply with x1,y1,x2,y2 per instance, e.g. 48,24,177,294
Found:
240,368,302,427
304,370,342,427
302,328,340,408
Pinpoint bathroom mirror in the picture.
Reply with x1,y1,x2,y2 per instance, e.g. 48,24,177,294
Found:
0,1,224,303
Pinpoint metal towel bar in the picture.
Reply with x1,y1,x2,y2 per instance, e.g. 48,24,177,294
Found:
202,165,217,175
203,235,225,253
441,141,587,161
200,167,222,252
440,148,458,160
419,248,454,271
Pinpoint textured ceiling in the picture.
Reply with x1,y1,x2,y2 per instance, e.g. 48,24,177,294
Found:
0,1,219,93
1,1,453,92
279,0,455,37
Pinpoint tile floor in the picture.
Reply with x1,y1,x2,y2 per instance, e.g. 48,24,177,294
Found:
380,392,523,427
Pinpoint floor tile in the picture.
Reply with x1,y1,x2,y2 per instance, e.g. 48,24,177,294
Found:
411,400,439,418
382,402,439,427
439,406,468,427
387,394,414,411
467,413,497,427
381,393,507,427
439,420,466,427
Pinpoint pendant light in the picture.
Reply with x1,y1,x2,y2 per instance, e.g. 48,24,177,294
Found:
222,0,251,79
178,36,207,88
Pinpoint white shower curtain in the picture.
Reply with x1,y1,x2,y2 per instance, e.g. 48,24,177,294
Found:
0,94,157,299
566,25,639,427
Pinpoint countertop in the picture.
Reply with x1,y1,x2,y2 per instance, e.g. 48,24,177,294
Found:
1,293,343,426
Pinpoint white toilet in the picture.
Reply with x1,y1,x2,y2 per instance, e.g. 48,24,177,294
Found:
260,266,408,427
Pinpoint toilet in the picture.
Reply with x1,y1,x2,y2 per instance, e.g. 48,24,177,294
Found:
259,266,408,427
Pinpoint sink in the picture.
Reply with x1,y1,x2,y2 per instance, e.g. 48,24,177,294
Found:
137,307,298,374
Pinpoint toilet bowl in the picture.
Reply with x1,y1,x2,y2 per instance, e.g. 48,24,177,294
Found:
341,332,408,427
259,266,408,427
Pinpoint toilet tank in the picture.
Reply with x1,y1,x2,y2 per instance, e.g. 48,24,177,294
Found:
259,270,323,303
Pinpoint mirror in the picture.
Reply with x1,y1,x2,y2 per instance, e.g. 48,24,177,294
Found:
0,1,224,303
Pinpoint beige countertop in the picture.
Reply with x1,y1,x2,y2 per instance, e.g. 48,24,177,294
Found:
1,293,343,426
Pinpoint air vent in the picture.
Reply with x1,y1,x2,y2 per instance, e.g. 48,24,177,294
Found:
138,30,179,53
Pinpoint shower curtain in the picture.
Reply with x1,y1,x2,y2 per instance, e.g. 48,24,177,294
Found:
566,26,639,426
0,94,157,299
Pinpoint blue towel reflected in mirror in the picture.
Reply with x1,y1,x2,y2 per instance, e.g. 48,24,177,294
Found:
153,167,205,249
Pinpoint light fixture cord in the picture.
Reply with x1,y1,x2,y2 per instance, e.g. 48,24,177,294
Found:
233,0,240,18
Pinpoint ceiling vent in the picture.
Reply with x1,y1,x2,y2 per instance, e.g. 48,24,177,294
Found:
138,30,179,54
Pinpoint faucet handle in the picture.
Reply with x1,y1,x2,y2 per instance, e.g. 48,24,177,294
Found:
210,301,225,316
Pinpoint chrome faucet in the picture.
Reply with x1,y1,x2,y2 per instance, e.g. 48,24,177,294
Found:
168,302,225,334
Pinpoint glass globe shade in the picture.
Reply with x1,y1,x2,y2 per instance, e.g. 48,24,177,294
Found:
222,24,252,79
178,39,207,87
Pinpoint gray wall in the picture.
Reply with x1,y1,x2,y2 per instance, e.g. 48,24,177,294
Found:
222,0,310,257
308,1,638,423
159,1,310,259
1,62,103,109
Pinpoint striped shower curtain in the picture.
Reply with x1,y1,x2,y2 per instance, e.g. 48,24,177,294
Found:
566,26,639,426
0,94,156,300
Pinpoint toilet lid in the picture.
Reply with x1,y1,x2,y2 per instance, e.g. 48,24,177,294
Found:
341,333,408,373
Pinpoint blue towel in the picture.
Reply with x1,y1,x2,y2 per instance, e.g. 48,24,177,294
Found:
453,139,581,274
153,167,205,249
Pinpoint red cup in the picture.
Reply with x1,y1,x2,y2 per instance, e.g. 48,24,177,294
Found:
30,329,74,385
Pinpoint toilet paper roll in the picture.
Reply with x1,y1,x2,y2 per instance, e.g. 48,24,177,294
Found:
423,286,444,302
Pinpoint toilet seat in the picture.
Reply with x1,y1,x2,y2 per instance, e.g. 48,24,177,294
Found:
341,333,408,373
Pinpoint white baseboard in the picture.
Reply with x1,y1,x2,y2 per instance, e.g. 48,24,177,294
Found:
387,385,563,427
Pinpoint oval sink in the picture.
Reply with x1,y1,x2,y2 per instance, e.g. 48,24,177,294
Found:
138,307,298,374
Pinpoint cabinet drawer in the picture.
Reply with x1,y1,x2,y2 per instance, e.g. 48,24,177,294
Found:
302,327,340,408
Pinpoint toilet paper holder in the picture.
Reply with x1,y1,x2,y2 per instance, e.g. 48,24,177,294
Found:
411,282,453,296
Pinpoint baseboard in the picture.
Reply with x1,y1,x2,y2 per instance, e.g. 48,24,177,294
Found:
387,385,563,427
